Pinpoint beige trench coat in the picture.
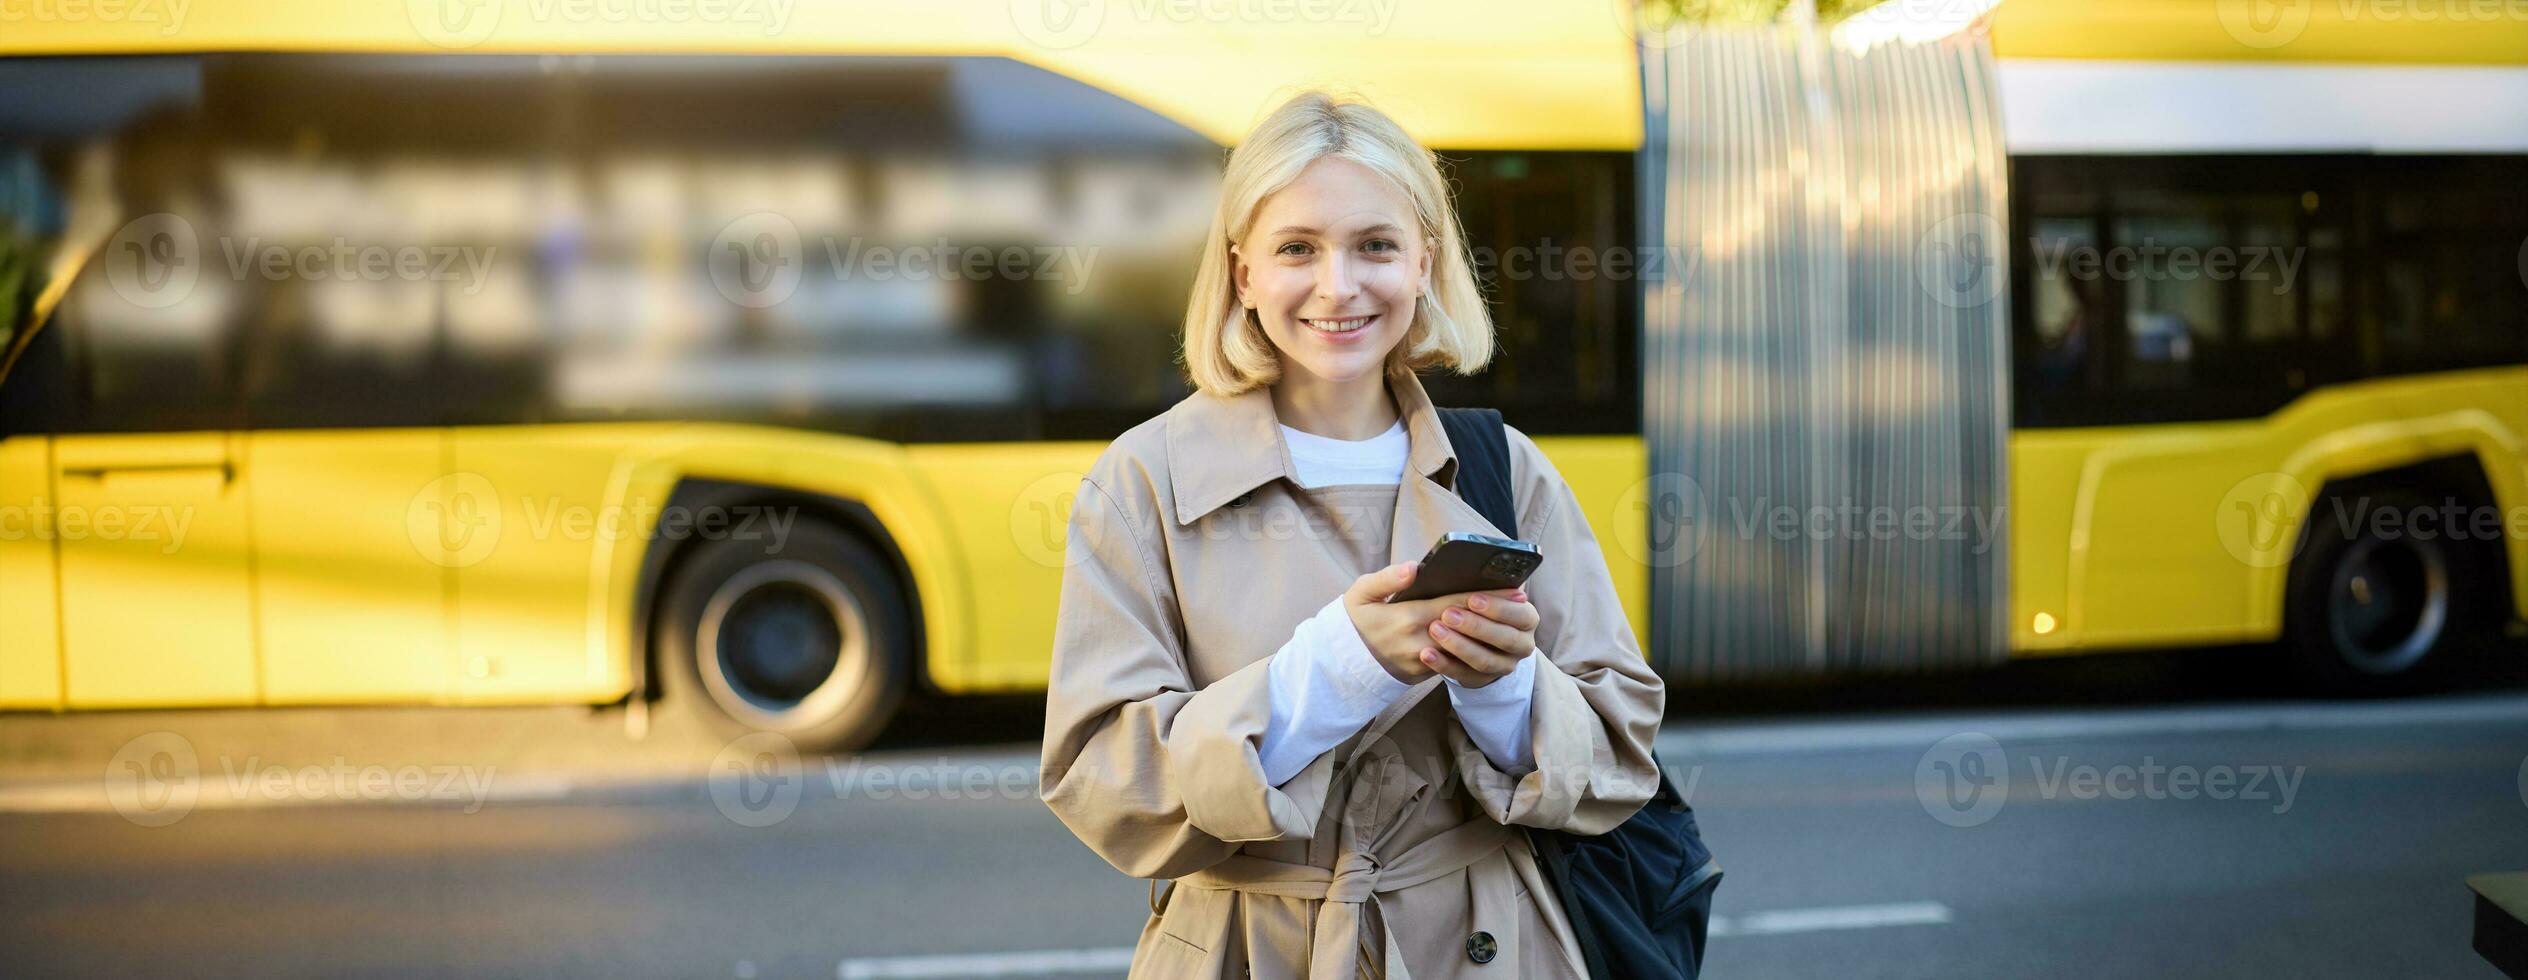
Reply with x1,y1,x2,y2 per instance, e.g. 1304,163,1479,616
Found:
1038,369,1666,979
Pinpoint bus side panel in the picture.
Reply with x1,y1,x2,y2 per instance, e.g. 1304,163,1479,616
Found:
445,425,660,704
898,442,1110,694
2023,367,2528,654
0,435,60,708
250,428,453,705
1529,435,1652,652
2005,432,2085,654
2057,431,2280,649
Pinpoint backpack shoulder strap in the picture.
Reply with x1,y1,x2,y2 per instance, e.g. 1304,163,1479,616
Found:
1435,407,1517,539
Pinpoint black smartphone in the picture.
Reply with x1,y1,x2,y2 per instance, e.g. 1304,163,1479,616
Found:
1384,532,1543,603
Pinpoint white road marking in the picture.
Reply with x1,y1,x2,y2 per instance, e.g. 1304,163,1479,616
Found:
1660,691,2528,758
0,773,575,814
837,947,1135,978
1712,900,1954,936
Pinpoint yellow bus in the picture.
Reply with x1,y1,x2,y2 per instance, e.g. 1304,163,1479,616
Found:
0,2,2520,751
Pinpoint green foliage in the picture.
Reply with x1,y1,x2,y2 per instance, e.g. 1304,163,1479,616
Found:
1629,0,1889,27
1634,0,1789,28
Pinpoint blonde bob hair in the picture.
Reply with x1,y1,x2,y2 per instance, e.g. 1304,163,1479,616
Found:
1180,91,1494,396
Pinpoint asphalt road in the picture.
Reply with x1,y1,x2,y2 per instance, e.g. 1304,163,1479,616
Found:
4,655,2526,979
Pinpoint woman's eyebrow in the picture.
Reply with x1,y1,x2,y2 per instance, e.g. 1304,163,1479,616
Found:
1268,222,1404,237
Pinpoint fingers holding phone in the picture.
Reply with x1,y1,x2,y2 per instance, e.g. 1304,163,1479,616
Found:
1343,563,1525,684
1345,531,1546,687
1421,589,1535,689
1344,562,1448,683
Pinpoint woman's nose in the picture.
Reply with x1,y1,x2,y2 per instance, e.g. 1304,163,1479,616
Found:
1314,251,1359,302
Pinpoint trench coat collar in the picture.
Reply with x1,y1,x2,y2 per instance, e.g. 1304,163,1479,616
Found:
1164,369,1460,527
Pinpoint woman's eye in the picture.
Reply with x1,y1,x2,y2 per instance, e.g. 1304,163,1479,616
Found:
1276,241,1311,257
1363,239,1398,254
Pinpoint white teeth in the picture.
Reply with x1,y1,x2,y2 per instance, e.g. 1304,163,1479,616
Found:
1305,315,1373,333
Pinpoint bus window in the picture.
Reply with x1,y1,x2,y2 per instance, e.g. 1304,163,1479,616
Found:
1427,151,1638,436
2011,156,2376,426
2114,196,2223,392
2023,215,2104,416
2371,157,2528,378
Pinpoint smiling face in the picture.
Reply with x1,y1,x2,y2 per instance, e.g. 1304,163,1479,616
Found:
1231,157,1433,391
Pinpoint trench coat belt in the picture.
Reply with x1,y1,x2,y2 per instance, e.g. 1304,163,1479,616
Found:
1177,817,1518,980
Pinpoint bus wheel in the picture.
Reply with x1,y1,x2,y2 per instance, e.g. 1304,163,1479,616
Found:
657,520,910,753
2282,489,2486,693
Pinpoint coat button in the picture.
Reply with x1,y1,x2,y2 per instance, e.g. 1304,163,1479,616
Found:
1465,930,1497,964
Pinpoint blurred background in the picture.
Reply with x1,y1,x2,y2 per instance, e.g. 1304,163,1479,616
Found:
1,1,2525,977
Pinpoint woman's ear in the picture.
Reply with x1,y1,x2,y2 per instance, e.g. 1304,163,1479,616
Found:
1229,241,1255,308
1418,237,1437,295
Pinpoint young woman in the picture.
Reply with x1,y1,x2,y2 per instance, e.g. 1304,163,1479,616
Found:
1038,91,1666,980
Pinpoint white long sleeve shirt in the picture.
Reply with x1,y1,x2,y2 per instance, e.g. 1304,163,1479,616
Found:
1255,420,1539,787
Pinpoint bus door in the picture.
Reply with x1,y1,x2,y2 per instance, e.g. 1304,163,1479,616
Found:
50,255,260,707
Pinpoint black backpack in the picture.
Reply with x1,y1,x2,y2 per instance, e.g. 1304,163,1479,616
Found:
1436,407,1723,980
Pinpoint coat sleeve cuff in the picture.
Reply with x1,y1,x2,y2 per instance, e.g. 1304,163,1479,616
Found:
1444,652,1537,774
1169,651,1341,844
1447,654,1626,830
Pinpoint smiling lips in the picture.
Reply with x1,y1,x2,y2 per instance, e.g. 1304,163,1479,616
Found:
1302,313,1379,336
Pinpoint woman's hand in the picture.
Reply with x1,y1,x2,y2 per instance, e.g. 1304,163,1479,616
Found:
1342,562,1536,686
1423,585,1537,689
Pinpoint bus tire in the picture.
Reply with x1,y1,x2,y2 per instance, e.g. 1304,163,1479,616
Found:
656,519,910,753
2281,488,2491,694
